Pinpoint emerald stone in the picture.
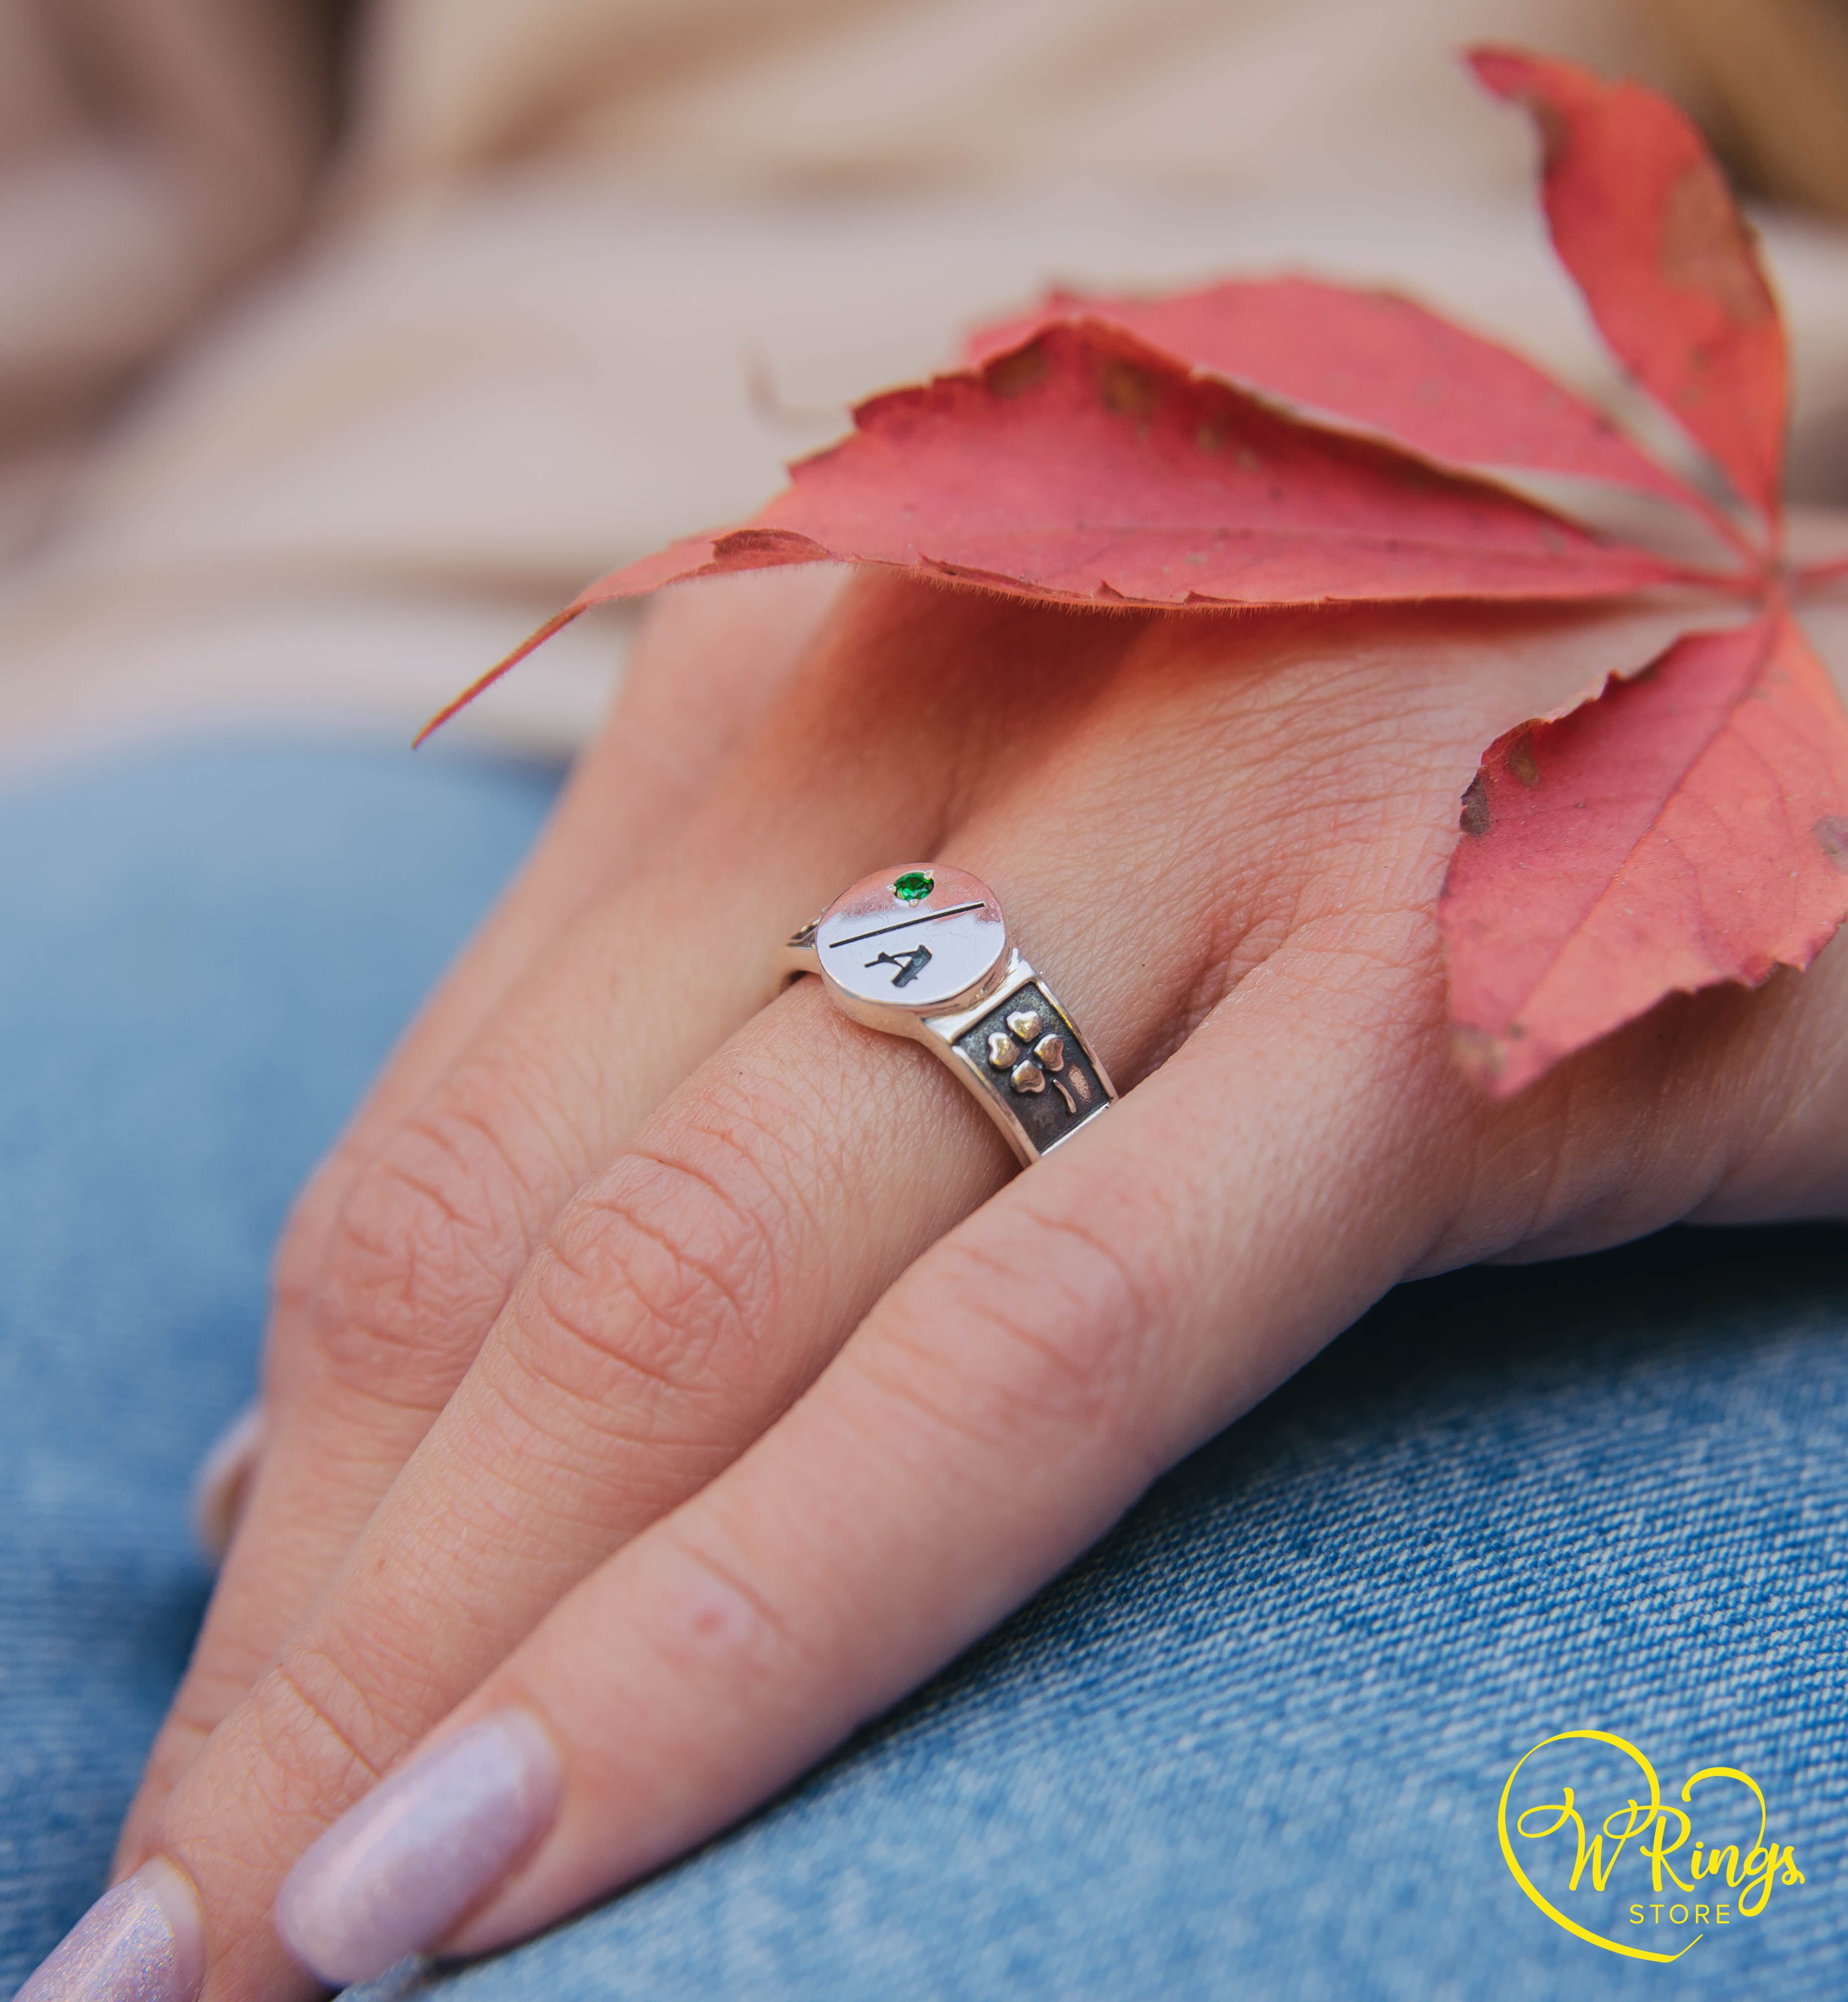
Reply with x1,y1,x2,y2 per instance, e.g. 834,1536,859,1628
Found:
892,870,934,903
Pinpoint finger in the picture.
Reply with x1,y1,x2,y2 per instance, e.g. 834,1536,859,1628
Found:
115,574,1121,1879
259,566,850,1415
287,894,1848,1982
173,569,843,1571
113,566,882,1868
123,592,1715,1996
186,581,820,1572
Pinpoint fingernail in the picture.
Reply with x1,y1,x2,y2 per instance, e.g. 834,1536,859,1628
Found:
188,1401,266,1564
275,1711,562,1987
16,1859,204,2002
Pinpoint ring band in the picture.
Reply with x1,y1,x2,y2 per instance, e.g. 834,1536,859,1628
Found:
777,865,1116,1165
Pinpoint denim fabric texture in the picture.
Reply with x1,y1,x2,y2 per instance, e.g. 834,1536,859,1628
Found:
1,739,1843,2002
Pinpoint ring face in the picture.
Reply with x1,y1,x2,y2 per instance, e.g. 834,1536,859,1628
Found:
781,863,1116,1166
813,865,1009,1016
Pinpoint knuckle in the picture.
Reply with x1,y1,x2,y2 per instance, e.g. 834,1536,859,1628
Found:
505,1110,794,1435
233,1645,392,1840
298,1092,559,1408
150,1663,257,1777
271,1150,353,1327
877,1197,1161,1462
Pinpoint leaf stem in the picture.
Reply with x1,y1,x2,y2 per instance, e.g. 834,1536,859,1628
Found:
412,604,588,747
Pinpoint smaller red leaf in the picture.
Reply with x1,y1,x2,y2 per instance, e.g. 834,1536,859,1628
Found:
420,321,1708,739
586,325,1695,610
1440,607,1848,1094
965,277,1722,528
1470,45,1786,525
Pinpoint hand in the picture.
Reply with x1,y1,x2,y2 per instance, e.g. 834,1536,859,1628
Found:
93,572,1848,1999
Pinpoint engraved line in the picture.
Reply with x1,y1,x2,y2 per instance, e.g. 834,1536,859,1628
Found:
826,900,986,948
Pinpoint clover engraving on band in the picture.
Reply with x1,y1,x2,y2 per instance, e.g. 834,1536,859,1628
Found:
986,1004,1084,1115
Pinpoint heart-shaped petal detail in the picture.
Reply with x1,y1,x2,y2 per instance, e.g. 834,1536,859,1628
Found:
1033,1034,1066,1071
1006,1009,1043,1041
1010,1060,1047,1094
987,1033,1019,1069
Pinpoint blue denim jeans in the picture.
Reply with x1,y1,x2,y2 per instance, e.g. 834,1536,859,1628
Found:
2,740,1843,2001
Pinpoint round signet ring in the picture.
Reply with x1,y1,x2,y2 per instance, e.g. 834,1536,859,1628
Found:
775,865,1116,1165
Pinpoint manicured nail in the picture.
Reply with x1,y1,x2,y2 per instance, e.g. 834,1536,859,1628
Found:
275,1711,562,1987
188,1401,266,1563
15,1859,204,2002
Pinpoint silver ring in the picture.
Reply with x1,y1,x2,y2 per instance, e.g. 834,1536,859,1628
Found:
777,865,1116,1165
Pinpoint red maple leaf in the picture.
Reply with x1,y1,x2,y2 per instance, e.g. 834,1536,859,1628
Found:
1440,49,1845,1093
420,46,1848,1096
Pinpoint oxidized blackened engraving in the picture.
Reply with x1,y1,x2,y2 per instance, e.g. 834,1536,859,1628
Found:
867,943,933,988
954,983,1103,1153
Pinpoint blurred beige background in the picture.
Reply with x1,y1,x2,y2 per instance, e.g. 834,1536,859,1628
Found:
4,0,1848,766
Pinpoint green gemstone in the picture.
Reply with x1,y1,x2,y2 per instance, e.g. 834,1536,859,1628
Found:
892,870,934,903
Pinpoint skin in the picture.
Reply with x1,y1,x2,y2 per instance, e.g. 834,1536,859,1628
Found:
109,566,1848,1998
